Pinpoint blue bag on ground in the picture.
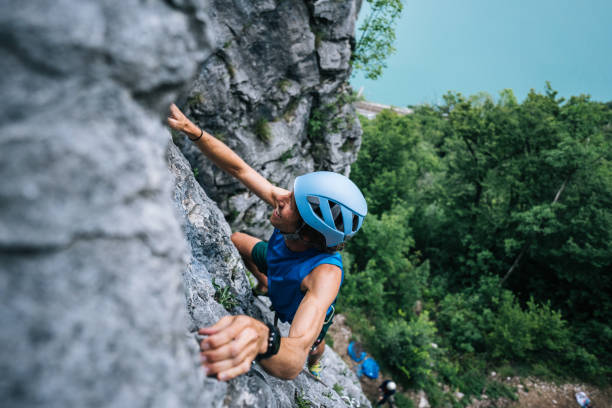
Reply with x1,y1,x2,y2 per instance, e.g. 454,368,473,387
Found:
359,357,379,379
347,341,366,362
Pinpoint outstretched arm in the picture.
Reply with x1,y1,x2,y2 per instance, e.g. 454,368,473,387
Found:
167,103,286,206
198,264,342,380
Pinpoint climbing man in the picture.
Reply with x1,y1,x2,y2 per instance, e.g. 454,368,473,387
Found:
167,104,367,381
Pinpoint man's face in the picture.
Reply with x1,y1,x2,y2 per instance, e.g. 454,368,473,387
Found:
270,190,301,233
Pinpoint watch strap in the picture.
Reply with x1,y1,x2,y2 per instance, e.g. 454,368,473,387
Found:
256,323,281,361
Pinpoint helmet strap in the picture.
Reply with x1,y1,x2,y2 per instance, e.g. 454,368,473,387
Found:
281,222,306,242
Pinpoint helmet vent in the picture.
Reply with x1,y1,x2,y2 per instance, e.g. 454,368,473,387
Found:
307,195,344,232
330,202,344,232
307,196,323,219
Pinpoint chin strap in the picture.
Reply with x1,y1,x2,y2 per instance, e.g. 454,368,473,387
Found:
281,222,306,242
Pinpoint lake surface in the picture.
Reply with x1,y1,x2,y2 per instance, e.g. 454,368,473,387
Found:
350,0,612,106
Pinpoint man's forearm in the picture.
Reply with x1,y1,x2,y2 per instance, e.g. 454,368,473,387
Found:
187,125,277,206
259,337,311,379
192,129,248,178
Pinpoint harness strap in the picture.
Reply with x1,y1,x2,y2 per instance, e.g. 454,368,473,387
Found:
324,304,335,324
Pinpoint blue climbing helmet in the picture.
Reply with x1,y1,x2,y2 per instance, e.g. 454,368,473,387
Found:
294,171,367,247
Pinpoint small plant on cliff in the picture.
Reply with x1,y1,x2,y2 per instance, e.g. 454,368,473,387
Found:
254,118,272,143
212,278,238,310
307,103,335,141
307,90,357,141
279,149,293,163
282,98,300,122
278,78,291,92
193,167,199,178
187,92,205,108
332,383,344,395
295,390,313,408
322,390,334,399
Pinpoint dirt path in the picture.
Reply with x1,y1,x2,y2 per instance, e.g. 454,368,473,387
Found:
327,313,612,408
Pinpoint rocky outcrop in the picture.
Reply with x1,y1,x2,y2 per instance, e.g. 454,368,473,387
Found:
1,0,368,407
1,1,214,407
174,0,363,238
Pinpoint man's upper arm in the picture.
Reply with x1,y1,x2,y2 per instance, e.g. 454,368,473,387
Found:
288,264,342,349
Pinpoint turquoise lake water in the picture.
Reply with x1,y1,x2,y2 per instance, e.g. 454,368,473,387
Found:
350,0,612,106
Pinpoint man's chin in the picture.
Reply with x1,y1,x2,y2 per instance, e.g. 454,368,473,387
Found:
269,215,279,227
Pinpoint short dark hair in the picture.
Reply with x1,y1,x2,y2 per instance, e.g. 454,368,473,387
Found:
298,219,344,253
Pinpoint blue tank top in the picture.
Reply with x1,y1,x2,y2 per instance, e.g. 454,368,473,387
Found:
266,229,343,323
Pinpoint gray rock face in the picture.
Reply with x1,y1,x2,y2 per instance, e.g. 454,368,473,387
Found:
0,1,214,407
174,0,363,239
1,0,369,406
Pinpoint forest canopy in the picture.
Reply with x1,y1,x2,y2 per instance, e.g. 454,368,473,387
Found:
340,85,612,405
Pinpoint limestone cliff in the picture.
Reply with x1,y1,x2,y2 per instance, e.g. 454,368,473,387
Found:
175,0,363,238
0,0,368,407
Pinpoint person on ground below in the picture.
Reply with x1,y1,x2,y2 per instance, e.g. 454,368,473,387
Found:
167,104,367,381
377,380,397,407
575,391,593,408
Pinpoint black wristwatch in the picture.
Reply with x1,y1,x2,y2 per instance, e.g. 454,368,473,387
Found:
256,323,281,361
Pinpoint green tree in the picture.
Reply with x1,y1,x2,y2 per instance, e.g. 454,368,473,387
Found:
352,0,403,80
351,109,442,216
341,205,429,319
344,85,612,391
416,86,612,381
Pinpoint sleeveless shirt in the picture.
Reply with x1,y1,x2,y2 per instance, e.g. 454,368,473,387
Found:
266,229,343,323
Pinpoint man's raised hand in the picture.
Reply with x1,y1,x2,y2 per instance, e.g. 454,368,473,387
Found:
167,103,198,135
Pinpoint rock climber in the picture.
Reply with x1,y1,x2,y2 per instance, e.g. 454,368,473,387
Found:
167,104,367,381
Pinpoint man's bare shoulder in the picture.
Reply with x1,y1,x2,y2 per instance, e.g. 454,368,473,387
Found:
302,263,342,294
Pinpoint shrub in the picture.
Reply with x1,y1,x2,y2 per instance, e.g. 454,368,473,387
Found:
394,393,415,408
487,295,573,363
368,313,438,389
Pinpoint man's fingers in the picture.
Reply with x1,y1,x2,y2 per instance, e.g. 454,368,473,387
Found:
202,344,253,378
167,117,179,128
202,317,251,350
198,315,235,336
201,327,258,363
197,316,266,381
169,103,181,117
217,359,254,382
